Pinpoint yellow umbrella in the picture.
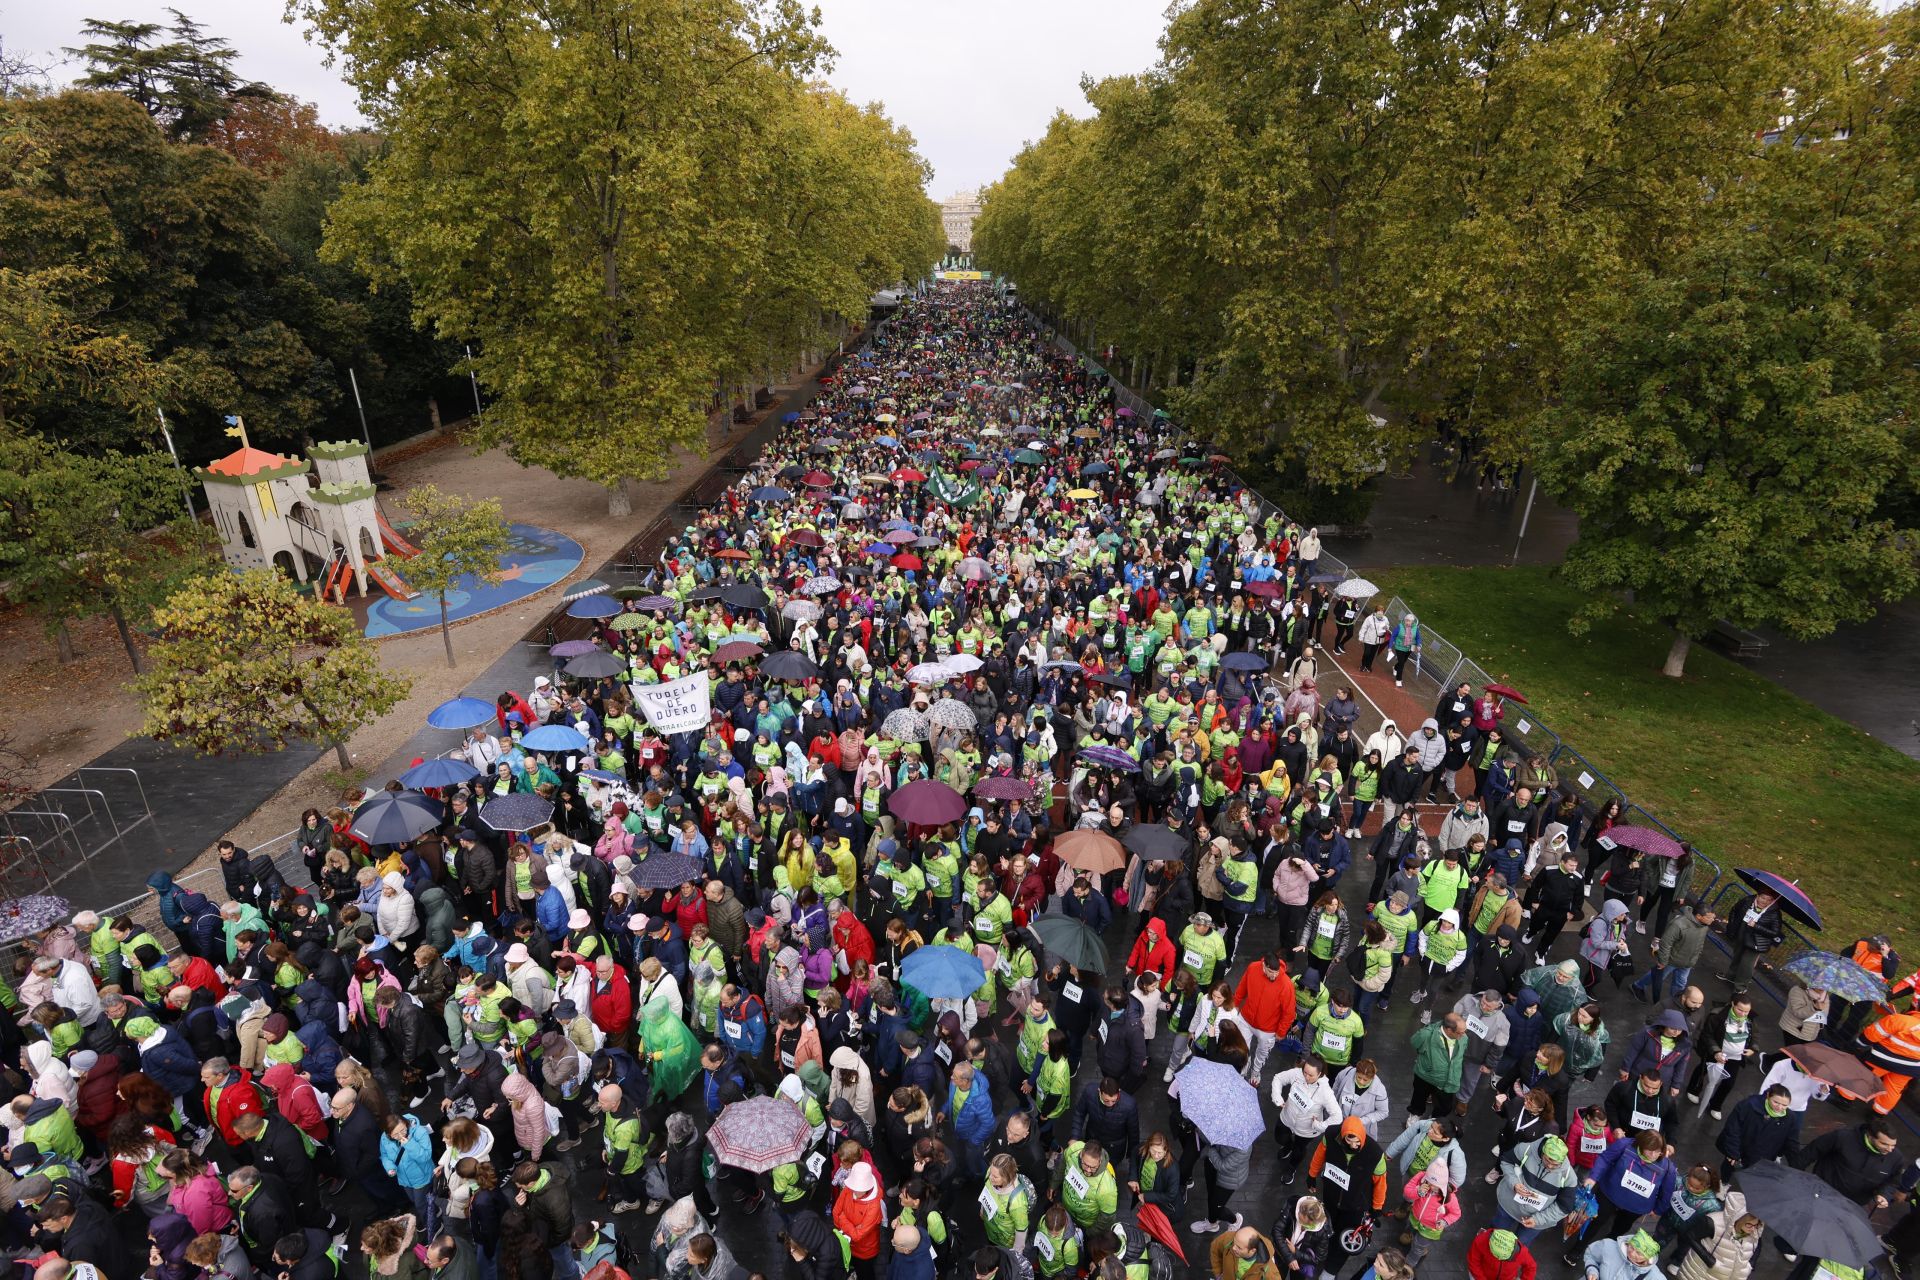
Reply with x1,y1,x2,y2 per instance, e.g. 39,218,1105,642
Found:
1067,488,1099,500
875,413,897,424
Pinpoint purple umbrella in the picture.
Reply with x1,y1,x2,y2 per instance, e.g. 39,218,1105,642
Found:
1602,824,1685,859
1079,745,1140,773
1171,1059,1263,1149
888,778,968,826
550,640,600,658
1737,868,1822,929
972,776,1035,802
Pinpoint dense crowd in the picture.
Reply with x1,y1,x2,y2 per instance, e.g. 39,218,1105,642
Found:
5,286,1917,1280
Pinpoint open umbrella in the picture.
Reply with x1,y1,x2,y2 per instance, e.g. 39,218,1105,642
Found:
1171,1059,1265,1150
1781,952,1889,1004
1123,824,1189,861
564,651,627,679
1220,651,1270,672
351,790,444,845
709,1096,814,1173
801,576,842,595
784,529,824,548
398,758,481,790
635,594,678,612
749,486,792,503
900,944,986,999
759,651,822,682
1736,869,1823,929
1332,578,1380,599
1782,1043,1883,1097
926,699,977,731
1735,1164,1883,1267
1089,671,1133,691
943,653,984,674
481,793,554,832
521,724,591,753
906,661,954,684
1029,913,1108,973
1244,580,1282,599
1078,745,1140,772
1600,824,1685,860
721,585,770,611
1484,682,1528,703
627,851,702,890
566,594,621,619
713,640,765,664
608,614,648,632
427,697,498,730
888,778,968,826
781,600,822,622
1066,488,1098,500
881,708,930,742
890,553,923,571
1055,830,1126,875
972,776,1035,802
563,579,610,602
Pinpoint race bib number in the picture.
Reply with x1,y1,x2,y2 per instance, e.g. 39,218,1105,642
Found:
805,1152,827,1179
1034,1234,1057,1263
1317,918,1338,940
1630,1110,1662,1131
1465,1015,1489,1038
1620,1168,1657,1198
979,1188,1000,1220
723,1021,743,1044
1097,1022,1109,1043
1512,1184,1547,1209
934,1042,953,1066
781,1051,796,1068
1318,1030,1349,1054
894,879,914,901
1660,866,1678,888
1322,1163,1351,1191
1061,982,1083,1004
1670,1194,1696,1221
1065,1166,1090,1198
1743,909,1763,927
1182,947,1206,972
1579,1135,1607,1155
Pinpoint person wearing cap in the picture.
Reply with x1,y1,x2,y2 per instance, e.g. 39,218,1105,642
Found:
1492,1135,1580,1244
1468,1227,1537,1280
1178,912,1228,988
1306,1115,1387,1272
1579,1229,1662,1280
833,1160,885,1280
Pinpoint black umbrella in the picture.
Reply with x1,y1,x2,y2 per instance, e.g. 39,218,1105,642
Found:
777,464,806,480
1735,1164,1883,1267
1123,823,1189,861
564,651,627,678
628,851,702,890
721,585,771,611
1090,670,1132,689
760,651,823,681
1029,913,1108,974
350,791,443,845
480,793,554,832
686,585,724,603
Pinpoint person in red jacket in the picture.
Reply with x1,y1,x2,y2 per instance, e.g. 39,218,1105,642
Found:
1129,917,1178,988
495,690,538,735
1233,951,1299,1082
1467,1228,1537,1280
832,1159,885,1280
832,902,876,988
199,1059,266,1150
70,1049,124,1142
590,955,634,1049
261,1061,329,1144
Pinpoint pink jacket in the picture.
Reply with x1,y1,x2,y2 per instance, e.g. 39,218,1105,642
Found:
500,1070,547,1161
171,1171,234,1234
1272,857,1321,908
1402,1170,1461,1238
348,967,404,1027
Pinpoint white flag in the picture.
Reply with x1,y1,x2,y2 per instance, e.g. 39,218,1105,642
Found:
629,672,712,735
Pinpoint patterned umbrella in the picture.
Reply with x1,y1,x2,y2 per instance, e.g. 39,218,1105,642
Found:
882,708,930,742
1781,951,1888,1003
563,579,610,601
352,790,444,844
972,775,1034,802
1737,868,1823,929
608,614,649,631
1332,578,1380,599
781,600,822,622
906,662,954,684
1078,745,1140,773
628,851,702,890
635,595,678,612
926,699,977,730
710,1096,814,1173
1171,1059,1265,1150
800,576,842,595
480,793,554,832
888,779,968,826
1602,824,1685,859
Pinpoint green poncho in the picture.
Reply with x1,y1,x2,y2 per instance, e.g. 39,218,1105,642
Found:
640,1004,701,1103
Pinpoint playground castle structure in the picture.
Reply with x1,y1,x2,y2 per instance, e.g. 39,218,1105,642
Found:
195,438,420,602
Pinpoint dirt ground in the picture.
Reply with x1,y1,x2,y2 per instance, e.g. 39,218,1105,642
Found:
3,376,814,870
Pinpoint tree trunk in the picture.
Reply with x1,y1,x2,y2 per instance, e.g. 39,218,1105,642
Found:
55,622,76,664
607,479,632,518
333,740,352,771
428,397,443,433
1662,630,1691,679
109,603,145,673
439,595,456,668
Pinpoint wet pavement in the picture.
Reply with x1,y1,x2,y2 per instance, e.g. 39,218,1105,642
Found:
1325,449,1920,762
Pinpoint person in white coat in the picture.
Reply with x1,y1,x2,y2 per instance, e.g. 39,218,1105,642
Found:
1364,718,1407,771
376,872,420,948
504,945,554,1016
1270,1056,1343,1182
34,955,102,1028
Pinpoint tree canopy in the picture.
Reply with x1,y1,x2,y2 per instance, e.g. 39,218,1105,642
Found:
399,485,512,668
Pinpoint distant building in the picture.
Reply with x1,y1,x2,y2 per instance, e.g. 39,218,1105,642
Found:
941,188,983,253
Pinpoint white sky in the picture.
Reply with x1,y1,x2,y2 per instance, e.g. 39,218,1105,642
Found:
1,0,1172,195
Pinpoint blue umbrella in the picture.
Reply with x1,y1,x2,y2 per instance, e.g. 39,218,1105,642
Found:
879,519,917,531
521,724,591,753
567,594,622,619
351,790,444,844
750,486,792,503
398,758,481,789
1781,951,1887,1003
875,436,900,448
1079,745,1140,773
1220,651,1269,672
899,944,986,999
782,412,800,423
427,697,497,730
580,768,625,783
1736,868,1822,929
1080,461,1111,476
1172,1059,1264,1149
564,579,611,602
481,793,554,832
864,542,897,556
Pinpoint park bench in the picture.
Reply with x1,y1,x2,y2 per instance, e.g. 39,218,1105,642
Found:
1702,619,1769,659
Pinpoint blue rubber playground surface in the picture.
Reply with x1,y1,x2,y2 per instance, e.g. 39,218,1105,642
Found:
364,522,583,638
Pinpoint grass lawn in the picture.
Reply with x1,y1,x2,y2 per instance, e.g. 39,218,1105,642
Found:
1369,564,1920,948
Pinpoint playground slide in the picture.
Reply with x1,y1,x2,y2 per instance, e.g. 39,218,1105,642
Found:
327,558,355,603
366,559,420,601
376,510,420,558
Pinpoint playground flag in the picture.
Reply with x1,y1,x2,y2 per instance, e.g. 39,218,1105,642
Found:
628,672,711,735
223,414,249,448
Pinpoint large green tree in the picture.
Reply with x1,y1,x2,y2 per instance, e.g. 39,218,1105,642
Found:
68,11,273,142
304,0,940,514
134,568,411,770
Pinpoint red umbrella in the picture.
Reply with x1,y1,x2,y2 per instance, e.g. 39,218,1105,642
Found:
1244,580,1282,598
890,467,927,483
713,548,750,561
1134,1205,1186,1263
784,529,823,547
1485,682,1528,703
1604,824,1685,859
713,640,764,663
890,553,923,570
888,779,967,825
958,459,983,471
802,470,833,487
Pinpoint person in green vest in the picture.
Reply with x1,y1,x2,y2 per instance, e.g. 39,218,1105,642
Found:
71,911,124,988
1309,987,1367,1070
597,1083,651,1214
972,886,1013,947
1354,920,1398,1023
978,1153,1033,1250
1031,1028,1073,1137
1214,849,1259,957
873,844,928,930
1051,1138,1120,1236
1031,1202,1083,1280
1412,911,1468,1009
1418,847,1472,924
1178,913,1229,987
110,917,164,976
896,1177,949,1256
133,945,176,1005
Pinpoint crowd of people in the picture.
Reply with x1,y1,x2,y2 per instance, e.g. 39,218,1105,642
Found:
4,285,1917,1280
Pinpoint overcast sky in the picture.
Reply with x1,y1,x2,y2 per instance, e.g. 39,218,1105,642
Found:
2,0,1170,195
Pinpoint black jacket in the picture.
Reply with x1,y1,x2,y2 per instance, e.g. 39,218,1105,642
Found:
1270,1197,1334,1272
49,1195,136,1279
1716,1094,1802,1167
285,1228,341,1280
1093,1007,1148,1082
1069,1082,1140,1155
236,1171,304,1267
332,1104,403,1205
245,1111,323,1209
1723,894,1787,953
1796,1125,1905,1203
381,994,432,1068
520,1163,575,1248
448,1053,511,1114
